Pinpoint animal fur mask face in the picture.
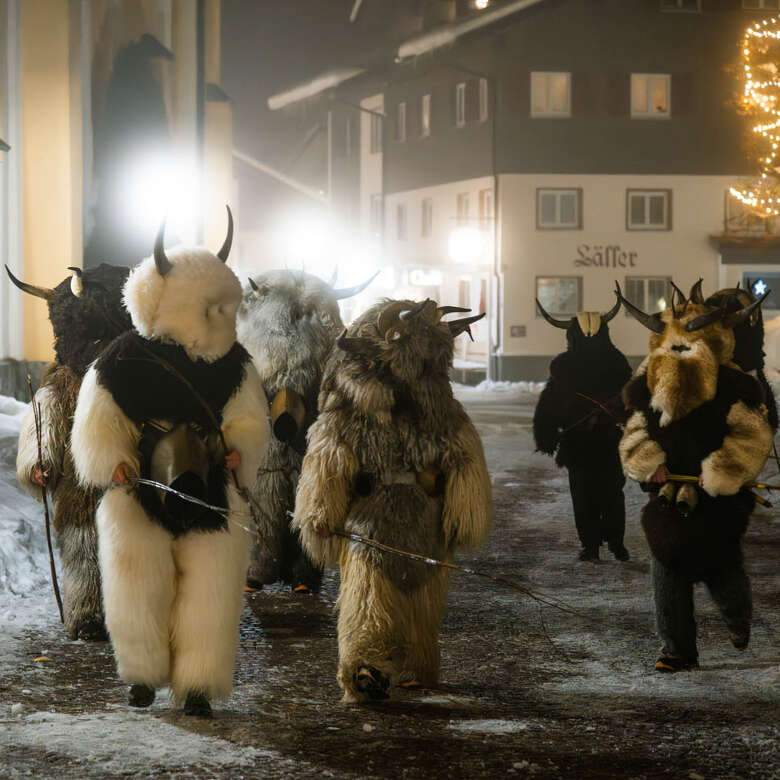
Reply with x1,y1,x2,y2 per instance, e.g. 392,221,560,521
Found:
5,263,131,375
338,298,484,385
123,213,241,362
236,270,344,384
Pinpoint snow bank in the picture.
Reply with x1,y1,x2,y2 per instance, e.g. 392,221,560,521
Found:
452,379,544,405
0,395,49,601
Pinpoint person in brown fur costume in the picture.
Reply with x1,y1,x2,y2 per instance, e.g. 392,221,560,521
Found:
617,280,772,672
9,263,132,640
293,298,493,703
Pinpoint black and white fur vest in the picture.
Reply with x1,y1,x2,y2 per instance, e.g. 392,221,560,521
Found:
94,331,252,535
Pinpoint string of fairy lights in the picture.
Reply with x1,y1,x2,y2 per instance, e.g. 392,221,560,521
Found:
730,17,780,218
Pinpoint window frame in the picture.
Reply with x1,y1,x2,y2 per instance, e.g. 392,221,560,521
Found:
630,73,671,119
396,101,407,143
421,198,433,237
455,82,466,127
536,187,582,230
479,188,493,230
396,203,407,240
535,276,583,318
421,93,431,137
623,276,673,316
626,189,672,231
530,71,572,119
369,193,384,236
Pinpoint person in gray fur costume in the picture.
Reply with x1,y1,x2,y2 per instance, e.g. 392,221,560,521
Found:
293,298,493,702
236,269,376,592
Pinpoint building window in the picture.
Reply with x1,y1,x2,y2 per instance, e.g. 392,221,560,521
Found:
397,203,407,240
624,277,672,315
479,78,489,122
422,198,433,237
660,0,700,10
455,82,466,127
743,1,780,9
459,279,471,309
370,194,384,235
536,188,582,230
742,274,780,308
530,72,571,118
456,192,469,225
536,277,583,317
421,93,431,137
627,189,671,230
396,101,407,143
479,188,493,229
631,74,671,118
370,112,382,154
725,191,767,234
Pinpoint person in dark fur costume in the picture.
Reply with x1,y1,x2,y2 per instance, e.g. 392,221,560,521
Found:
71,211,269,717
704,281,779,432
10,263,132,640
293,299,492,702
618,280,772,672
236,268,376,593
533,295,631,561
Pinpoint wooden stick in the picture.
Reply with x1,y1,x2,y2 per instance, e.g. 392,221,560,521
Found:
666,473,773,508
27,375,64,623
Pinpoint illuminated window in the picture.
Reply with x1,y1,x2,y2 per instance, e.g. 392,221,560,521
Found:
421,198,433,237
536,188,582,229
455,82,466,127
743,0,780,9
631,74,670,118
531,72,571,118
459,279,471,309
660,0,700,10
370,112,382,154
627,189,671,230
421,93,431,137
479,78,489,122
536,277,582,317
396,102,406,143
624,277,672,315
456,193,469,225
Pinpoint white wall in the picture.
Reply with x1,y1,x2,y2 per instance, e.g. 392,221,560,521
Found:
498,173,739,358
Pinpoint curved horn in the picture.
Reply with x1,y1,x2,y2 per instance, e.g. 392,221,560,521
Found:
689,278,705,304
449,312,486,341
67,266,83,298
336,329,373,354
329,266,338,286
399,298,432,320
684,307,727,332
333,269,380,300
724,289,770,328
248,277,263,298
216,205,233,262
615,281,666,335
154,220,173,277
669,281,687,318
601,292,621,323
4,265,54,301
436,305,471,322
535,298,571,329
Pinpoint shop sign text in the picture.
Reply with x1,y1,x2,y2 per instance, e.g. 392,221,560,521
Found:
574,244,637,268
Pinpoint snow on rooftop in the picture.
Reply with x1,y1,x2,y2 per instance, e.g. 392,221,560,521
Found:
267,68,365,110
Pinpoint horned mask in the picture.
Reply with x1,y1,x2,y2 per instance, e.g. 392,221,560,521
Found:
616,279,768,424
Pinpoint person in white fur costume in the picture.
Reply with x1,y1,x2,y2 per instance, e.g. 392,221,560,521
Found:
71,208,269,717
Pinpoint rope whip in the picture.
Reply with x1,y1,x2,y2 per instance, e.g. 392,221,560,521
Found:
27,375,64,623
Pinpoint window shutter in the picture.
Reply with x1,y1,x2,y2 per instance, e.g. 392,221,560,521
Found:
605,72,629,117
451,83,458,125
671,72,693,117
572,72,593,117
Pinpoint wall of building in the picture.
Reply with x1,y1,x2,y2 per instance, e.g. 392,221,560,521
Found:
496,172,744,379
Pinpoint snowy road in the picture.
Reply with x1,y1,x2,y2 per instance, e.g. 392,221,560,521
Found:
0,387,779,779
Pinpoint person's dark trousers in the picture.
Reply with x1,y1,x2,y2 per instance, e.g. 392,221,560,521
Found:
568,456,626,550
568,465,599,550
